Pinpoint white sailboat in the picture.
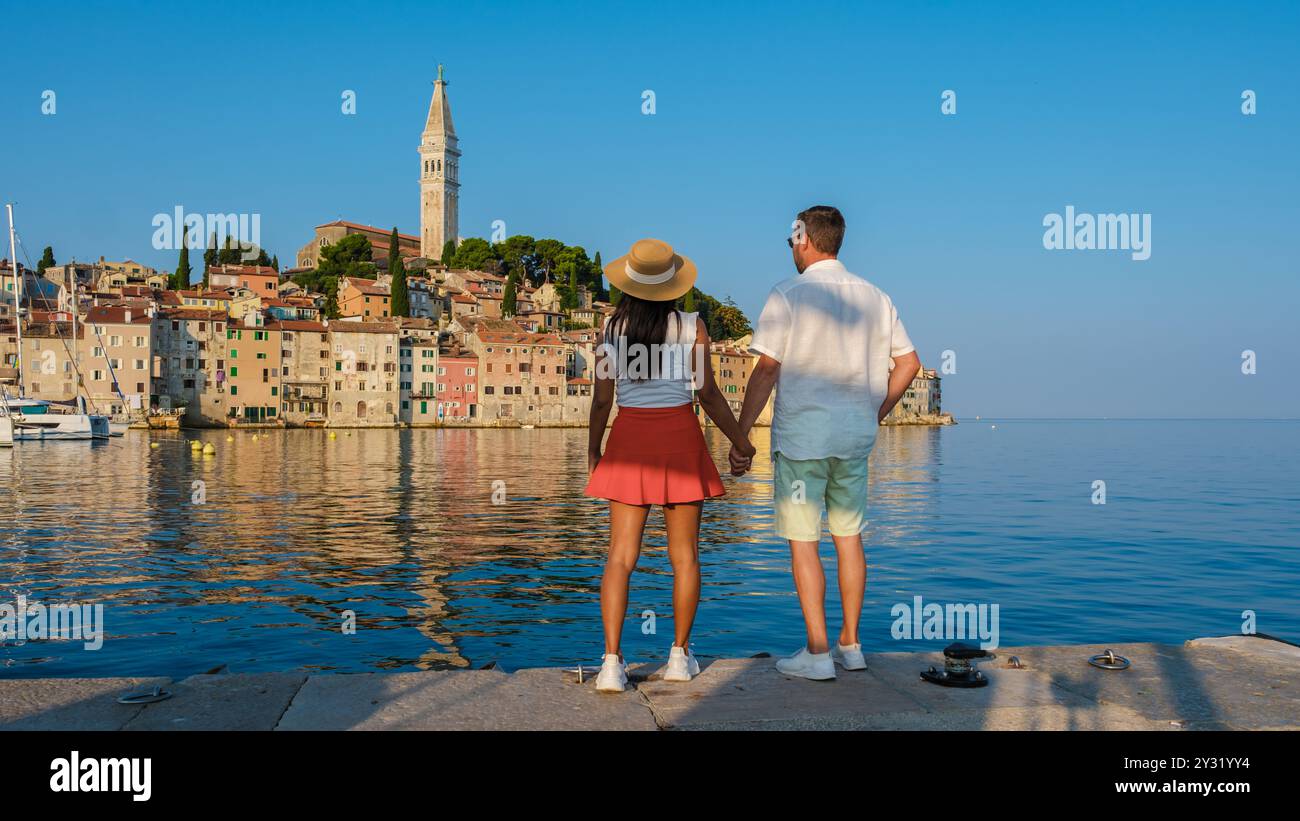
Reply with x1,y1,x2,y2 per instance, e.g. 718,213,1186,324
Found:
0,203,110,446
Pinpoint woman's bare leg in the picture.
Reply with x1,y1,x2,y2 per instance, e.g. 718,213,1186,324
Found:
663,501,703,649
601,500,650,657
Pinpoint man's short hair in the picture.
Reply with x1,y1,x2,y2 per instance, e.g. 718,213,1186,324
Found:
797,205,845,255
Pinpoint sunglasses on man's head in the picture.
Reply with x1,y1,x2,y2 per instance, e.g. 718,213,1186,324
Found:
786,237,794,247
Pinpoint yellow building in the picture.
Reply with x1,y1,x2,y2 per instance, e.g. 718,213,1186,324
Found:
226,312,282,424
83,305,153,414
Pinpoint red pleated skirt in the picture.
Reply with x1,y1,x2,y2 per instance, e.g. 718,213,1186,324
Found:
585,403,726,506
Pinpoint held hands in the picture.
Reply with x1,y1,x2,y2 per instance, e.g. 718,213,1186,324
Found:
728,438,756,476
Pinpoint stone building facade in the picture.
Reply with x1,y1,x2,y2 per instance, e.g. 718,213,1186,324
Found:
327,321,401,426
278,319,331,425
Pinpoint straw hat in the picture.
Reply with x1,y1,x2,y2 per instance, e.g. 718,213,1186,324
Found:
603,238,697,302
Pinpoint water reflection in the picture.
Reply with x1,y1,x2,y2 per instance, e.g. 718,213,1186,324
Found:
3,421,1297,677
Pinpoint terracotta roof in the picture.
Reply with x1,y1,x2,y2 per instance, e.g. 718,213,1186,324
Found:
327,319,398,335
211,265,277,275
476,330,564,346
271,319,328,332
158,307,229,321
316,220,419,242
84,306,152,325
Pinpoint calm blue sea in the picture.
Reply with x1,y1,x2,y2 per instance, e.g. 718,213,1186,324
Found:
1,420,1296,678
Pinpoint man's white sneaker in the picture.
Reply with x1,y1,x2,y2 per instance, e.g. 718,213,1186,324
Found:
831,642,867,670
663,645,700,682
595,653,628,693
775,647,836,681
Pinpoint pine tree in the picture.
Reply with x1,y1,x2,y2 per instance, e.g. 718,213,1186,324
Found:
174,244,192,290
388,228,410,317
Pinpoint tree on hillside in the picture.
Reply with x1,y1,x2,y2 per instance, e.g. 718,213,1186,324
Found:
37,246,55,276
502,270,519,317
450,237,498,272
609,284,622,305
271,255,279,273
173,245,192,290
708,297,752,340
218,235,240,266
440,239,457,267
388,227,410,317
562,260,580,310
592,251,605,299
533,239,565,283
293,233,376,319
683,287,696,312
203,232,218,287
497,234,536,281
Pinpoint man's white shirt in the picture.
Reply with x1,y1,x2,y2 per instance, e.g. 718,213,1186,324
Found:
749,258,914,461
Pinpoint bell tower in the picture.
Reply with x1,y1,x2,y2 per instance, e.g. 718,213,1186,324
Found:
419,64,459,259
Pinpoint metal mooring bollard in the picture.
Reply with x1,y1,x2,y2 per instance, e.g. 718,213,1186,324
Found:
920,641,993,688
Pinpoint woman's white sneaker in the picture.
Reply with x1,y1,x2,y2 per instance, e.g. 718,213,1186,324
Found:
831,642,867,670
663,645,700,682
595,653,628,693
775,647,836,680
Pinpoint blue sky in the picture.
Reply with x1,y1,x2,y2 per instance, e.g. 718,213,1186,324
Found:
3,1,1297,417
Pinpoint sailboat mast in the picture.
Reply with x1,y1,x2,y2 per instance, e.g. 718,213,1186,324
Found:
7,204,22,399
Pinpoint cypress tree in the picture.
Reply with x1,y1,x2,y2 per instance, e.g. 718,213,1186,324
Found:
440,239,456,267
218,235,239,266
37,246,56,275
683,287,696,312
202,232,217,289
174,244,192,290
389,228,410,317
609,283,621,305
502,271,518,317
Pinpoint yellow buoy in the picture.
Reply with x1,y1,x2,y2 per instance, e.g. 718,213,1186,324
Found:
251,434,259,441
190,440,202,450
203,442,216,454
226,435,234,442
150,442,160,449
328,432,337,440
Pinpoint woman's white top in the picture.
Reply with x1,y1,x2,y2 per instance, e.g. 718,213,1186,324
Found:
599,310,699,408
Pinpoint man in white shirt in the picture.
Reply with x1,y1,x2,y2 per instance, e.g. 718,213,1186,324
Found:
732,205,920,680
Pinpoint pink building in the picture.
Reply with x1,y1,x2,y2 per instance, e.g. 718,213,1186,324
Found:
435,349,478,420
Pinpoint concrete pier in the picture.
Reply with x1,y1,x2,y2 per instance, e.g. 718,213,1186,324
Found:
2,636,1295,731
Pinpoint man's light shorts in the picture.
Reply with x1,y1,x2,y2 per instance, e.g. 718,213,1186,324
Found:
773,452,870,541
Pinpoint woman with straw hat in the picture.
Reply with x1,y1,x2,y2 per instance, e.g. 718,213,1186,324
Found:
586,238,756,692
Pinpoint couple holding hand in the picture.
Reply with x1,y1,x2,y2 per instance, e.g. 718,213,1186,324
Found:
585,205,920,692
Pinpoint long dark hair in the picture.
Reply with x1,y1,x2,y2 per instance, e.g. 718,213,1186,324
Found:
603,294,683,380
